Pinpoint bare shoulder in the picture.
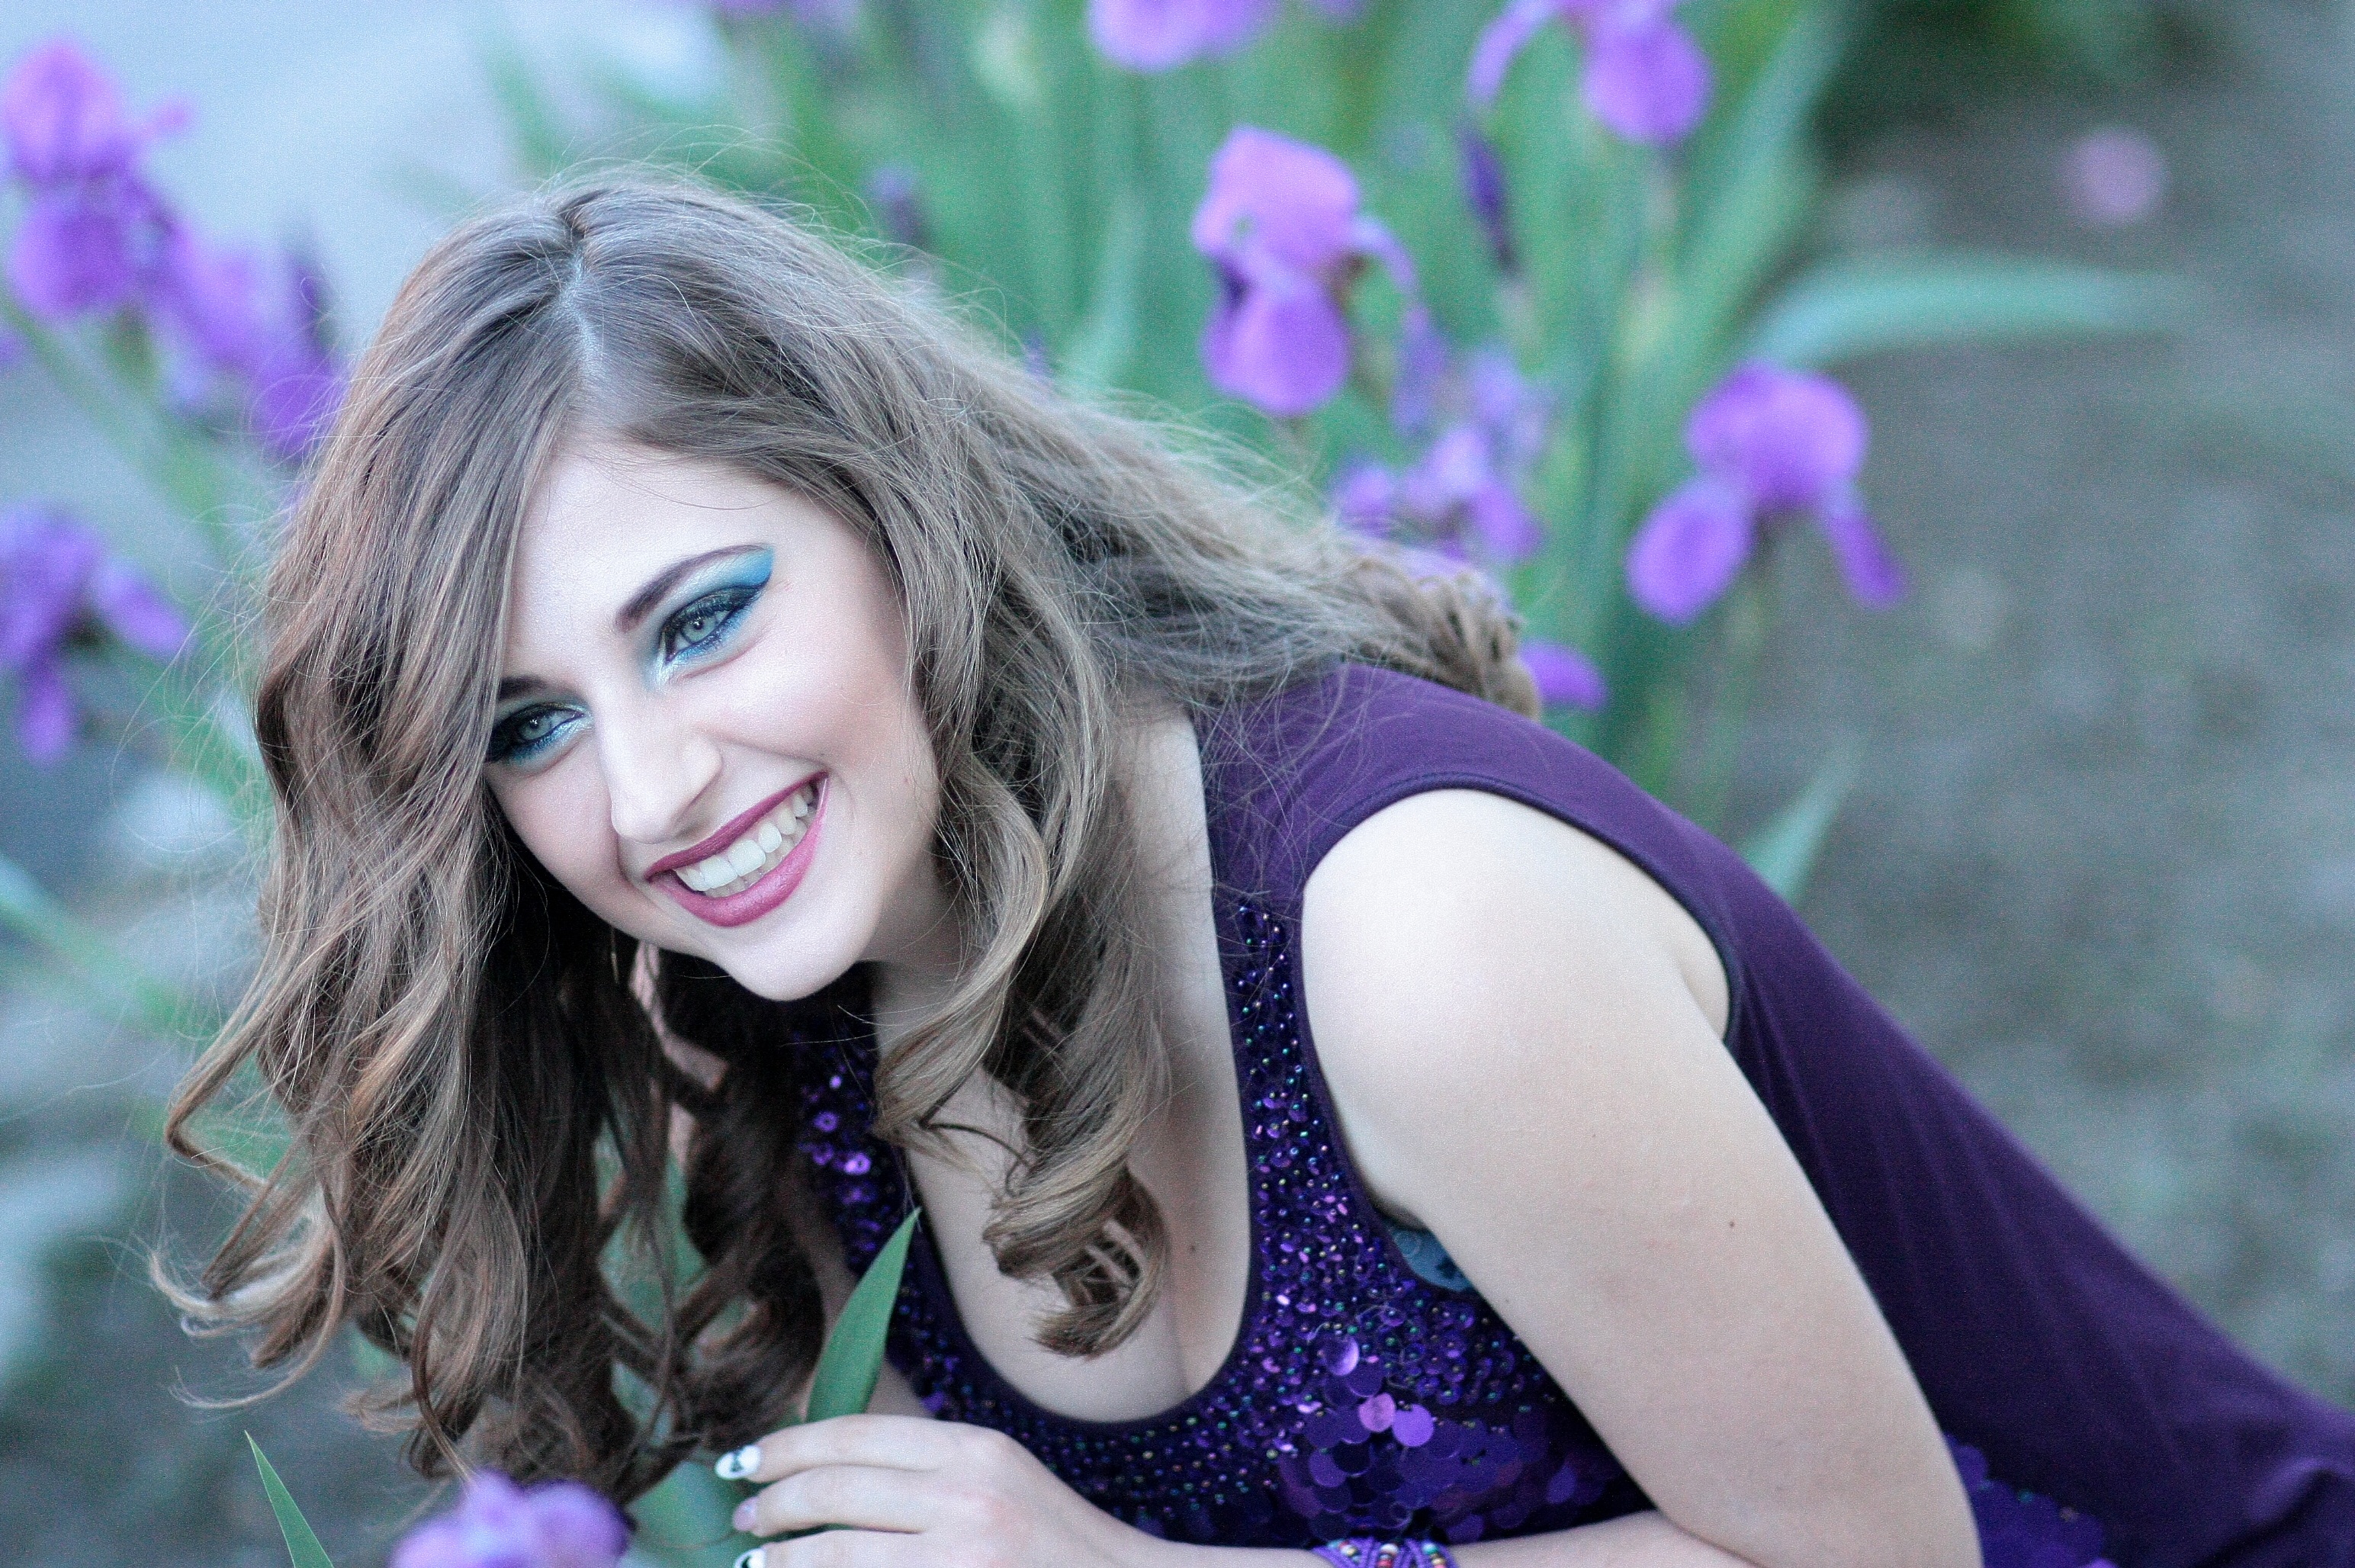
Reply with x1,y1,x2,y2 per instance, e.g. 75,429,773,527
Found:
1301,788,1729,1058
1296,788,1974,1563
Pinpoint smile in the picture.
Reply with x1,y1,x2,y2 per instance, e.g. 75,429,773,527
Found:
649,776,826,927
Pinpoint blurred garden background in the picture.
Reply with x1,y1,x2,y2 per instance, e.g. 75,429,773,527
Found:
0,0,2351,1562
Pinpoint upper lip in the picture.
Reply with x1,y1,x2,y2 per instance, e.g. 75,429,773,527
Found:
642,775,821,879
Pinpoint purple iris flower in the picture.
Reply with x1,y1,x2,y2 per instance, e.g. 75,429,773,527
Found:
1089,0,1359,70
1,40,184,322
390,1472,629,1568
1520,638,1608,709
1192,127,1415,416
1467,0,1711,147
0,504,188,763
1344,332,1553,567
1624,361,1902,624
149,229,345,459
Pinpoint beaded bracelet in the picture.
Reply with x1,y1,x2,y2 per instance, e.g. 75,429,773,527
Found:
1309,1540,1457,1568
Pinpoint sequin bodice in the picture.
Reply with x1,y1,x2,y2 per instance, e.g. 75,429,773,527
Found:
795,892,1641,1548
788,667,2152,1564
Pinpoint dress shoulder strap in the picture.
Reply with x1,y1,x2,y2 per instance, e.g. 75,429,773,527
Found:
1199,664,1744,984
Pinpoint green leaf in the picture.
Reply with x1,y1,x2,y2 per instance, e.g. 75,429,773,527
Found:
1744,252,2189,369
1738,742,1859,903
248,1435,337,1568
804,1208,920,1424
1060,187,1145,392
0,851,198,1037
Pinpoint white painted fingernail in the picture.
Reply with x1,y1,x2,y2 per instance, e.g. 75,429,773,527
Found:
715,1443,763,1480
733,1550,763,1568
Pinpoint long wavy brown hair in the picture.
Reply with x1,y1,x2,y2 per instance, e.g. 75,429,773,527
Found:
162,178,1541,1497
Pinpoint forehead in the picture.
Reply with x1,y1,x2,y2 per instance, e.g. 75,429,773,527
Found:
503,445,814,655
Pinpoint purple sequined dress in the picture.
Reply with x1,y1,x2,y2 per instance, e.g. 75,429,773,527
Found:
792,666,2355,1566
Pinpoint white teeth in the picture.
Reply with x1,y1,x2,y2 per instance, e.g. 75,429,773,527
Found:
669,782,818,897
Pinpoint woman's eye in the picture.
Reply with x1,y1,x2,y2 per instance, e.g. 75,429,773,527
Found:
487,704,581,766
660,588,755,667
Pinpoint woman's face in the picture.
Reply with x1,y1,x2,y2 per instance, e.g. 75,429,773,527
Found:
487,442,952,1001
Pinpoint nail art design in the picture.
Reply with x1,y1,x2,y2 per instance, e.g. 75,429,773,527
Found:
715,1443,763,1480
733,1550,763,1568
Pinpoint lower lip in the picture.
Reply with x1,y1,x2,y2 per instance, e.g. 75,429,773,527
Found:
657,780,827,929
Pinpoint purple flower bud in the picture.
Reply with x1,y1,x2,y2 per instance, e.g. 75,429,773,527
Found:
711,0,859,25
1332,462,1399,537
863,161,924,250
1391,306,1451,435
1089,0,1277,71
1626,361,1897,623
390,1473,628,1568
1519,638,1606,710
2061,126,2167,229
1468,0,1711,147
1193,127,1414,416
1456,125,1514,273
1579,11,1711,146
0,504,187,762
1,39,153,186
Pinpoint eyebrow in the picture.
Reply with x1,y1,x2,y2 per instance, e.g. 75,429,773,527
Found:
494,544,765,702
614,544,766,634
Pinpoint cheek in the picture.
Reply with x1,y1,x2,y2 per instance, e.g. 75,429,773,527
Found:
493,767,628,916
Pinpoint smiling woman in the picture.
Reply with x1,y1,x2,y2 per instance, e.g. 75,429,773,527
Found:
162,180,2355,1568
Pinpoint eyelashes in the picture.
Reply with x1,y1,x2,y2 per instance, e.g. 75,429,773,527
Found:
657,583,760,669
487,702,583,766
487,551,774,770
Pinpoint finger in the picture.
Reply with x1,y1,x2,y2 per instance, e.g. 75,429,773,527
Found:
716,1415,964,1485
736,1531,922,1568
735,1462,942,1539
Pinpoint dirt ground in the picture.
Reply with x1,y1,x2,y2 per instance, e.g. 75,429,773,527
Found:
1738,0,2355,1411
3,1,2353,1562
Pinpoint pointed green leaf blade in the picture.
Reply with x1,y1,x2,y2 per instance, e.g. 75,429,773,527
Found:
1744,252,2190,369
1739,742,1860,904
248,1435,337,1568
804,1208,920,1423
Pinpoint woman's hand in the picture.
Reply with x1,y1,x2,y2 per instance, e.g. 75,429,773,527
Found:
722,1414,1195,1568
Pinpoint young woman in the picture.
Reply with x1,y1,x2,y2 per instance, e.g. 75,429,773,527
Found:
169,181,2355,1568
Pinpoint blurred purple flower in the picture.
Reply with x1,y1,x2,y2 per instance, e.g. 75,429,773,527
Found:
1192,126,1415,416
1625,361,1900,624
1520,638,1606,709
1467,0,1711,146
1091,0,1273,69
2061,126,2167,229
1089,0,1359,70
864,162,925,250
0,504,187,763
390,1473,629,1568
1457,125,1515,273
1,40,185,323
150,228,345,459
0,327,23,371
709,0,859,24
2,38,184,185
1345,329,1555,570
0,42,345,456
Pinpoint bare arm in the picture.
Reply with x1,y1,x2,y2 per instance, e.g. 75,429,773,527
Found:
1287,789,1977,1568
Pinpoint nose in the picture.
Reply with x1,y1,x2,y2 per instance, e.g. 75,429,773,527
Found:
595,692,723,855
